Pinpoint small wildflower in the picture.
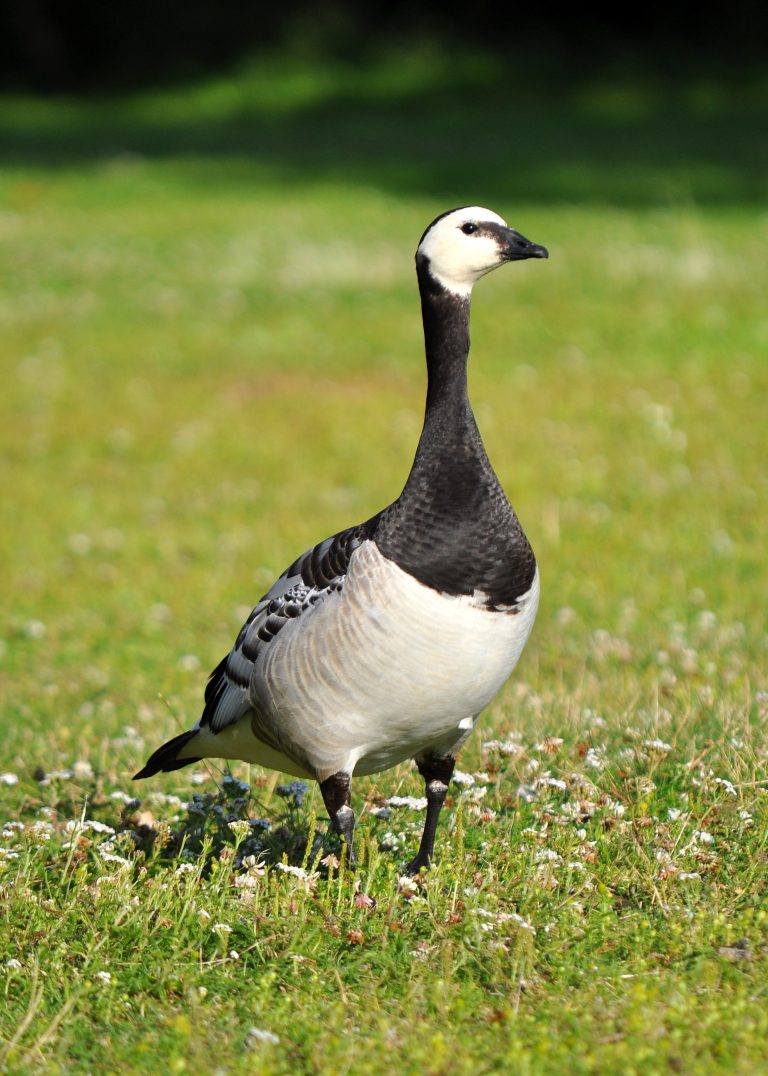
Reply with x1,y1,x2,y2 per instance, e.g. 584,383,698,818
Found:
397,875,420,897
584,747,607,772
368,806,392,819
27,821,54,843
275,781,307,808
693,831,715,845
228,820,251,843
99,851,132,866
245,1027,280,1047
535,775,567,791
275,862,317,886
643,739,672,753
713,778,737,797
221,775,250,795
536,737,564,754
385,796,427,811
483,739,523,757
5,959,22,970
175,863,197,876
94,971,112,984
0,773,19,787
229,950,240,960
677,872,702,881
109,790,136,804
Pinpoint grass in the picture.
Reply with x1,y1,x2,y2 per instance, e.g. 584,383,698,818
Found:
1,50,767,1073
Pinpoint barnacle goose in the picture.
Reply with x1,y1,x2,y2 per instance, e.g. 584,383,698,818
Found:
135,207,548,874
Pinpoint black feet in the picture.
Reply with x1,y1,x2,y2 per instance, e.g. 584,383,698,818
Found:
319,771,357,867
403,753,456,875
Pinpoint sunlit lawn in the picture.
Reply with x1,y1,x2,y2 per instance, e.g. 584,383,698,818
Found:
1,53,767,1073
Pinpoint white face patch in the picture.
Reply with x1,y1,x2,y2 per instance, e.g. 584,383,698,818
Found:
417,206,511,297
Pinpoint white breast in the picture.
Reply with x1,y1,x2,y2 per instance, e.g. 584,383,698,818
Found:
249,541,539,781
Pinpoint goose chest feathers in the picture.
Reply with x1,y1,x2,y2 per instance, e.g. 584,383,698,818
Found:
135,206,549,874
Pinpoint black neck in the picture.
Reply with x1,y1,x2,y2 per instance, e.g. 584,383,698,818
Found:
419,261,472,418
372,258,536,605
409,258,487,473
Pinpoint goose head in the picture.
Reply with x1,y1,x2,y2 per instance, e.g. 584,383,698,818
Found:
416,206,548,297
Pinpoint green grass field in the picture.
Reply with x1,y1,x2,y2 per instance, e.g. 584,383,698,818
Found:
1,54,767,1073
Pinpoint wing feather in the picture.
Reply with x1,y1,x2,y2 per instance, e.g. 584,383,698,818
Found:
200,515,380,736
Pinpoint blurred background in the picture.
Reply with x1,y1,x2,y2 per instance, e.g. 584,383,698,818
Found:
0,4,766,768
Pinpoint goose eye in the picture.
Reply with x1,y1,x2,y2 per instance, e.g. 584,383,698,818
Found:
460,222,479,235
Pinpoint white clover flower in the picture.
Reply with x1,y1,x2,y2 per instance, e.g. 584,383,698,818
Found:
229,950,240,960
109,790,135,804
98,851,132,866
677,871,702,881
397,875,419,897
245,1027,280,1047
86,820,115,835
175,863,197,876
667,808,684,821
643,739,672,753
535,775,567,791
452,770,476,788
27,821,54,843
584,747,607,772
6,958,22,970
385,796,427,811
483,739,523,757
274,863,318,884
713,778,737,797
0,773,19,787
535,849,562,863
693,831,715,845
94,971,112,984
211,923,232,936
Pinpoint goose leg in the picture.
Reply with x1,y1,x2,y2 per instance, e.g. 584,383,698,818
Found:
404,753,456,875
320,771,357,867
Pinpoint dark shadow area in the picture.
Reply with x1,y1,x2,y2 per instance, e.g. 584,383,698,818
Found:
1,0,767,93
0,53,766,208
